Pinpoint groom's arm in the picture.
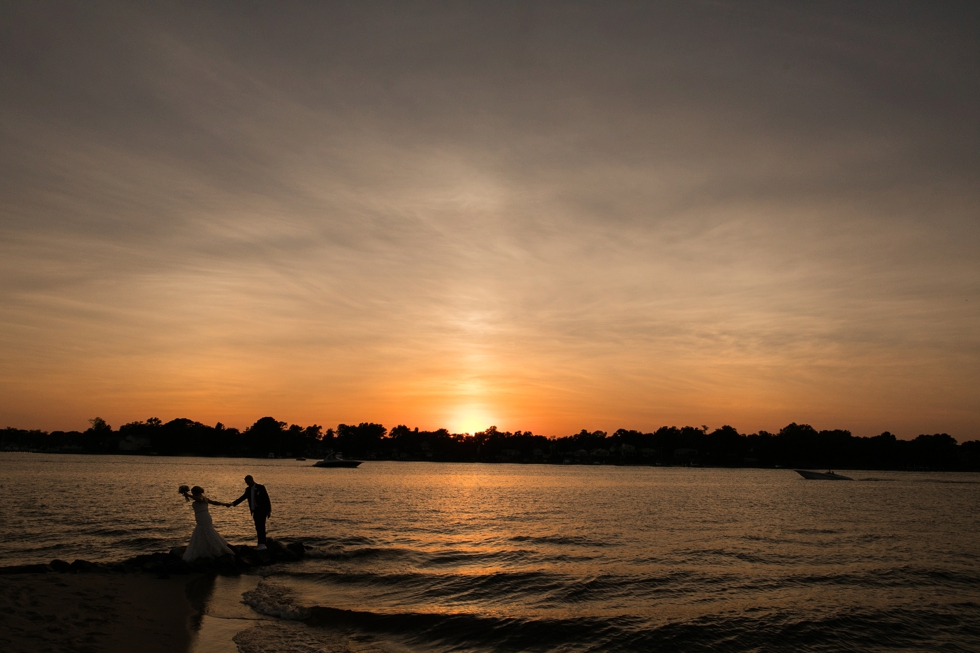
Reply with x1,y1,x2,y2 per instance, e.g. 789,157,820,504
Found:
230,489,249,507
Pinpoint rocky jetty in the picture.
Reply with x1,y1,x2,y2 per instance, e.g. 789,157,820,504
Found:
0,538,306,577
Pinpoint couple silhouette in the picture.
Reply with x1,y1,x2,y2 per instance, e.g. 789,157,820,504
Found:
179,475,272,562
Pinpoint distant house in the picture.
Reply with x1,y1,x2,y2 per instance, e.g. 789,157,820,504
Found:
118,436,151,452
673,448,699,464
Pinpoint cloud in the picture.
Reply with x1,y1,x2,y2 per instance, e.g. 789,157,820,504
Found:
1,1,977,435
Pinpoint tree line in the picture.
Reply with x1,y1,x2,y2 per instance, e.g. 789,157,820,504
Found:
2,417,979,471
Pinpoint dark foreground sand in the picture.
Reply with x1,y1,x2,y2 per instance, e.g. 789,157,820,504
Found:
0,573,194,653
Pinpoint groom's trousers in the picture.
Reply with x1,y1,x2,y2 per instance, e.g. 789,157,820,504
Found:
253,514,267,545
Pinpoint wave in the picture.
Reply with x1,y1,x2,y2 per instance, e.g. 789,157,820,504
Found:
275,568,571,602
859,477,980,485
728,566,980,594
269,566,759,604
276,553,980,608
675,546,808,566
510,534,615,547
303,543,588,568
241,579,980,652
306,545,419,562
114,536,171,548
921,479,980,485
789,528,843,535
269,567,697,607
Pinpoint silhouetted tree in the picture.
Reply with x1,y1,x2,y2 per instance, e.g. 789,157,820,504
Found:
704,425,743,465
1,415,977,470
910,433,959,470
245,417,287,457
336,422,387,458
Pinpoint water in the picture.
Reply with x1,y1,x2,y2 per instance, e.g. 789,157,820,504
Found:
2,453,979,652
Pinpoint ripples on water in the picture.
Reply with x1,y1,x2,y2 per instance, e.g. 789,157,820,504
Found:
1,454,979,652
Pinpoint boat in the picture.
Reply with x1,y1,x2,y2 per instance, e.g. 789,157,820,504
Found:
313,452,362,468
795,469,853,480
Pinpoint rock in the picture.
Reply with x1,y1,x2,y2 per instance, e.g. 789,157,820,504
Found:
69,559,100,573
235,549,260,568
189,558,216,573
264,539,298,562
277,548,299,562
0,563,51,574
129,553,159,567
214,554,239,576
266,539,287,554
0,540,310,578
141,559,164,574
164,558,192,575
49,559,71,572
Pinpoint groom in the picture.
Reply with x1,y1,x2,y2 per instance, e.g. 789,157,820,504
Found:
230,475,272,551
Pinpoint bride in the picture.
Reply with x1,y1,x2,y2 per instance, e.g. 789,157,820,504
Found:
179,485,235,561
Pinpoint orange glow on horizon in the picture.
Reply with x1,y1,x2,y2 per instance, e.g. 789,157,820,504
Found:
448,406,498,435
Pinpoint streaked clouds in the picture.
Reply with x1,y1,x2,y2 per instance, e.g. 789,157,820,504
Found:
1,1,978,436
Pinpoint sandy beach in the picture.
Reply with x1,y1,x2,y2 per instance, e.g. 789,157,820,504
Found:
0,572,195,653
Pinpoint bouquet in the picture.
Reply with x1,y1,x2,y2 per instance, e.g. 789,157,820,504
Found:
178,485,189,494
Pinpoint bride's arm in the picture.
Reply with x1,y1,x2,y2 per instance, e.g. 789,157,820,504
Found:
206,498,230,507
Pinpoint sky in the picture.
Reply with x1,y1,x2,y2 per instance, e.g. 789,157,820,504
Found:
1,1,978,438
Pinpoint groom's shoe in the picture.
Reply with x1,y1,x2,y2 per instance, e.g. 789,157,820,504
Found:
256,544,267,551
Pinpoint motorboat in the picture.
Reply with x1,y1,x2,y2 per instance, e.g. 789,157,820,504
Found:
313,453,362,468
795,469,853,480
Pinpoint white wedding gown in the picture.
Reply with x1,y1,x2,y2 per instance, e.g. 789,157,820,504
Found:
183,500,234,561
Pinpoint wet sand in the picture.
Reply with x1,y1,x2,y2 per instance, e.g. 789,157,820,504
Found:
0,573,195,653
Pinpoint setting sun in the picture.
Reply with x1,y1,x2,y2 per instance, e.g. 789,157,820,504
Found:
449,406,497,435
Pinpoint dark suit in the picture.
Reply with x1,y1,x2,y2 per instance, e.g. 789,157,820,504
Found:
232,483,272,545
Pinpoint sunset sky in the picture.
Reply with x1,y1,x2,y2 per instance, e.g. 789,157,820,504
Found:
1,2,978,438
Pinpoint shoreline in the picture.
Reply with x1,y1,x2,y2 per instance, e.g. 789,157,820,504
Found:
0,540,307,653
0,572,196,653
0,538,307,576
